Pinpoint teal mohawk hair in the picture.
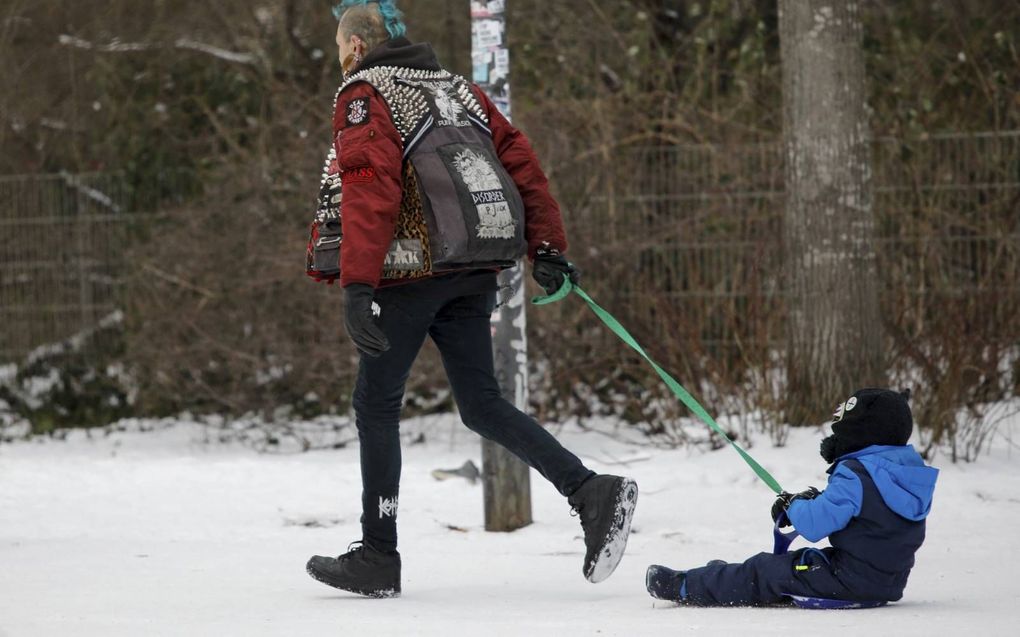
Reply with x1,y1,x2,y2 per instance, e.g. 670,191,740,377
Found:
332,0,407,39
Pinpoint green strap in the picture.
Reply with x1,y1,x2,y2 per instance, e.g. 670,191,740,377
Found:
533,276,784,494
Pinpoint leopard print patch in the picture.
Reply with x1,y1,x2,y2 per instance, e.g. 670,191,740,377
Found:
382,163,432,280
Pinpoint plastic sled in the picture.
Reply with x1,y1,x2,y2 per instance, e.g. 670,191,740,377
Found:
785,595,888,610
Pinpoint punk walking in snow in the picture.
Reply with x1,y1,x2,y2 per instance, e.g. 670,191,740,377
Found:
304,0,637,598
647,388,938,607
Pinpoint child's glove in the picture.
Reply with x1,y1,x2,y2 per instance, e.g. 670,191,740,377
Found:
771,486,821,527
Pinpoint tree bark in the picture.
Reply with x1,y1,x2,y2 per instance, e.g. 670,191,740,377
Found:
779,0,885,425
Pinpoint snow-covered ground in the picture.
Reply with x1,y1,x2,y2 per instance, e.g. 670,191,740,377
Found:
2,415,1019,636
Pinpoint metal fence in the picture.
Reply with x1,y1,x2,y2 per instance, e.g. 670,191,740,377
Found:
558,131,1020,350
1,167,199,362
1,132,1018,363
1,174,126,361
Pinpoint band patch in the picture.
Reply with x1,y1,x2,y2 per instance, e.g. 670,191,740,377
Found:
450,148,515,239
343,166,376,183
378,495,398,518
383,239,424,271
346,97,370,126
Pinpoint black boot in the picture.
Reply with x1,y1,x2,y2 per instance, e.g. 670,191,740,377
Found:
306,542,401,598
646,564,687,602
567,474,638,583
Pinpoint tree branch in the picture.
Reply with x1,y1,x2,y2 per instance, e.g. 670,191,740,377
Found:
58,33,256,66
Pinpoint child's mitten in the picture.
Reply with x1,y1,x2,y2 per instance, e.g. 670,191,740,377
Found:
770,486,821,526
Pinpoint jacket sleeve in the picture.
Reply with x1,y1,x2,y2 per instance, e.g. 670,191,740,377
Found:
470,86,568,260
333,83,404,288
787,464,864,542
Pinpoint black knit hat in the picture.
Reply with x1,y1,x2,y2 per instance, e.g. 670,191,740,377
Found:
820,388,913,462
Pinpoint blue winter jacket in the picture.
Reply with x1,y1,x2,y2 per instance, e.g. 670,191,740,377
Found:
787,445,939,600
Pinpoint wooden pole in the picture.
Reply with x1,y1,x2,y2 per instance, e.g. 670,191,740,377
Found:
471,0,532,532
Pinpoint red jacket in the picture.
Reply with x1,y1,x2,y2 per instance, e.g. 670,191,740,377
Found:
332,83,567,288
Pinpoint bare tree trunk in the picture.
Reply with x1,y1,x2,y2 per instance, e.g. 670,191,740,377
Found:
779,0,885,425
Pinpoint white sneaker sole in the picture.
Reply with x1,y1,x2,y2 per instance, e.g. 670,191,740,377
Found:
587,478,639,583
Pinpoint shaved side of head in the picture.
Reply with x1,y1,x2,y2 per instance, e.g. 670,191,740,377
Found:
338,4,391,52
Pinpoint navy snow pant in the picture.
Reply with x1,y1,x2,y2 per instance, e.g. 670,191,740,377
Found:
352,284,594,552
684,548,859,606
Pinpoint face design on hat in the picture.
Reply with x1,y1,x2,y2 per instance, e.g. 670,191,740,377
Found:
820,388,913,464
832,396,858,423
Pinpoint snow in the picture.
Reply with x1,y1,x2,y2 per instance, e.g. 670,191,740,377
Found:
172,39,257,66
57,34,151,53
2,415,1019,636
57,172,123,213
57,34,256,66
23,311,124,368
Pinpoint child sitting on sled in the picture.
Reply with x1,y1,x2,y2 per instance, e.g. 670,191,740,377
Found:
646,388,939,607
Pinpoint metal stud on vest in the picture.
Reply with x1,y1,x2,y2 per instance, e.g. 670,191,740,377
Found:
305,66,527,283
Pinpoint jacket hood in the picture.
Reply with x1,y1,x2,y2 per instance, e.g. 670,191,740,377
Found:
359,36,442,73
840,445,938,521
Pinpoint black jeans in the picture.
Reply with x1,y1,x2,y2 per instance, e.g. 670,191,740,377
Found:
352,279,594,552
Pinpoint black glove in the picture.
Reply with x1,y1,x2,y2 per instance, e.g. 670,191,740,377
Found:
532,247,580,295
770,486,821,526
343,283,390,358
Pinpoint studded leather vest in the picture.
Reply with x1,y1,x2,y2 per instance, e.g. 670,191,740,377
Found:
306,66,527,283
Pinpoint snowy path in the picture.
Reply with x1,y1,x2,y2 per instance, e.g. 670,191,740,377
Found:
2,417,1019,636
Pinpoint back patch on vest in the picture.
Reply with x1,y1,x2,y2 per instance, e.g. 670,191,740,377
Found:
442,146,517,240
399,78,471,128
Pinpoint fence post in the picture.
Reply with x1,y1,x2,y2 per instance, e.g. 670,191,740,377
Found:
74,177,91,329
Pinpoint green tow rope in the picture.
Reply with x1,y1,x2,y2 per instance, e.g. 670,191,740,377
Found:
533,277,784,494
